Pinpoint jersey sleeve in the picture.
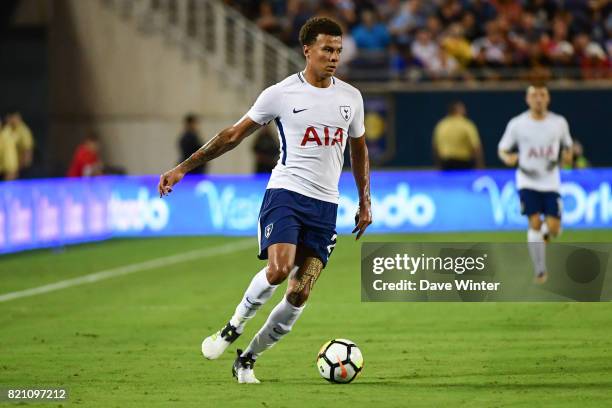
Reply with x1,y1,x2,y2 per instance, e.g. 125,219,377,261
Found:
560,117,573,149
349,91,365,138
498,118,517,151
246,84,283,126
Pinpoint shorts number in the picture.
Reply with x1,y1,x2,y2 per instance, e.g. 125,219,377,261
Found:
326,234,337,256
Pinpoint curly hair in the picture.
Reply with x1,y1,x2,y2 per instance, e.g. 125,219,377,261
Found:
299,17,343,47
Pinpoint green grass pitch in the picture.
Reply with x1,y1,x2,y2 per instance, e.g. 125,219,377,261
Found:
1,230,612,407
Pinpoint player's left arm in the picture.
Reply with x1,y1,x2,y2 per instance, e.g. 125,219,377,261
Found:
349,135,372,240
498,118,518,167
559,117,573,168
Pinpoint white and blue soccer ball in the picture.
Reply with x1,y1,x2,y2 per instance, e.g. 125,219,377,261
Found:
316,338,363,383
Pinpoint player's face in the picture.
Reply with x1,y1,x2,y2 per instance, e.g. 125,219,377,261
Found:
304,34,342,78
526,87,550,113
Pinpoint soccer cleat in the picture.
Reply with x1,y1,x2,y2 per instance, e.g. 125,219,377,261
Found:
534,271,548,284
232,349,260,384
201,323,241,360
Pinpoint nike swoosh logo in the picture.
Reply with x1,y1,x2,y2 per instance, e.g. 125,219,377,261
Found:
336,355,348,379
293,108,307,114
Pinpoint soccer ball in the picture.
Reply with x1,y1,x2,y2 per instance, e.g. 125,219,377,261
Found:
316,339,363,383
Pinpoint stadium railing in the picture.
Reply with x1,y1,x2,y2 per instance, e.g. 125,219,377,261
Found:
102,0,304,97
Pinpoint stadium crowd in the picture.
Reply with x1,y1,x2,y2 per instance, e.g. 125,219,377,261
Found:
225,0,611,81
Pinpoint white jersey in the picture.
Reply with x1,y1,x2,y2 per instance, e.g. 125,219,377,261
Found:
498,111,572,192
246,72,365,204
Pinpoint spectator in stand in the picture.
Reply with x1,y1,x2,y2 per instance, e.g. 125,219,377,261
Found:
282,0,315,47
425,14,444,39
542,17,575,71
352,9,391,52
388,0,426,46
468,0,498,25
411,29,439,69
178,113,207,175
471,20,510,70
256,1,283,35
491,0,523,26
509,11,544,64
572,32,610,79
4,109,34,174
581,41,610,79
433,101,484,170
389,42,406,78
441,23,473,68
230,0,612,82
427,47,460,79
460,11,481,41
0,118,18,181
521,41,553,82
378,0,402,23
67,132,103,177
335,20,358,76
331,0,357,28
524,0,558,29
437,0,463,26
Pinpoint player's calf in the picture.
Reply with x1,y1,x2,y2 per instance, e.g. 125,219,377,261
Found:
286,257,323,307
545,217,561,239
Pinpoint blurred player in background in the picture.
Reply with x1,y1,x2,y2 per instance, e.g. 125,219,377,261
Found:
158,17,371,383
498,85,573,283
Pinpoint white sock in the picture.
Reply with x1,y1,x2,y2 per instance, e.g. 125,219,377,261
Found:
243,296,305,358
540,222,549,237
527,228,546,275
229,267,279,333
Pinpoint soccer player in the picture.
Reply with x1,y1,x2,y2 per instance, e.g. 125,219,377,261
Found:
157,17,371,383
498,85,573,284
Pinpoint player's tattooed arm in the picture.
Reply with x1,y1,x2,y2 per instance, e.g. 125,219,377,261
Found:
349,136,372,240
158,117,261,197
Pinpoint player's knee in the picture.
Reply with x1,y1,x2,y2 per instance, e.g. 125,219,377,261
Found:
529,217,543,230
266,263,294,285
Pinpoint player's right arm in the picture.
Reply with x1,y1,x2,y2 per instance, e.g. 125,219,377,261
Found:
559,116,573,168
158,117,261,197
498,150,518,167
498,118,518,167
158,83,282,197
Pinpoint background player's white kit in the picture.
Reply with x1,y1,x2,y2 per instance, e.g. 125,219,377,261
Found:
498,110,573,192
246,72,365,203
498,92,573,283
